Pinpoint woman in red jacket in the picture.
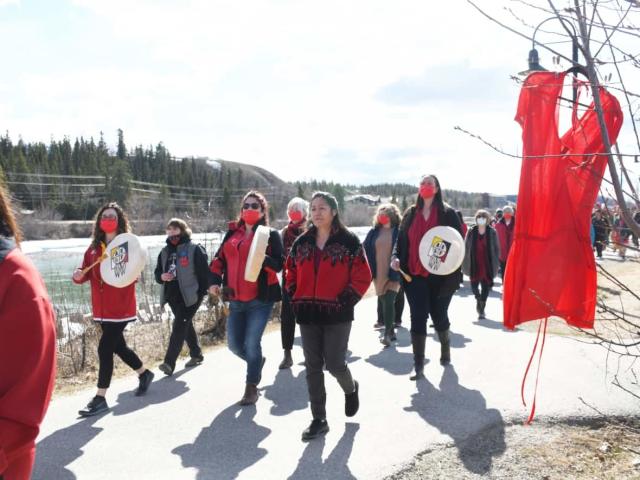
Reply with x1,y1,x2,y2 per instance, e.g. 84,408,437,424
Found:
285,191,371,441
494,205,515,279
0,183,56,480
208,191,284,406
72,202,154,417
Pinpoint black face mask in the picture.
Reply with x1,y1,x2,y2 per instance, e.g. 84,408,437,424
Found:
168,235,181,245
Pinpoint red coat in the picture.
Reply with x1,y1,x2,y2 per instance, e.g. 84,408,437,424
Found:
73,245,137,322
495,218,515,262
0,238,56,480
285,227,371,324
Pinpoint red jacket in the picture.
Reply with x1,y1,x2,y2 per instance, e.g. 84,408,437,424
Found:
73,245,137,322
210,222,283,303
495,218,515,262
285,227,371,324
0,237,56,480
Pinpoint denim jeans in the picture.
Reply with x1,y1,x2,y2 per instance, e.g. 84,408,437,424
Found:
227,299,274,385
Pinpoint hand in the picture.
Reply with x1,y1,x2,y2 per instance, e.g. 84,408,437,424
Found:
72,268,85,282
208,285,221,296
390,258,400,271
161,273,175,281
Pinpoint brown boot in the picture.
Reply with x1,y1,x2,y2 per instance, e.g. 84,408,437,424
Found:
239,383,259,405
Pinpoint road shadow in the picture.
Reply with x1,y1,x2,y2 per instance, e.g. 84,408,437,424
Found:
405,366,505,475
448,331,472,349
288,422,360,479
262,368,308,416
111,368,190,416
32,412,106,480
173,403,271,480
473,316,506,330
365,346,416,376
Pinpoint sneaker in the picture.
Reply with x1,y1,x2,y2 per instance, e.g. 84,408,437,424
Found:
78,395,109,417
185,355,204,368
345,381,359,417
301,419,329,441
135,369,154,396
159,362,174,376
278,350,293,369
373,321,384,329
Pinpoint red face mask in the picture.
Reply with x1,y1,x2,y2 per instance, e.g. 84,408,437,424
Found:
378,214,390,225
504,213,513,220
289,210,304,223
100,218,118,233
419,184,436,200
242,209,261,225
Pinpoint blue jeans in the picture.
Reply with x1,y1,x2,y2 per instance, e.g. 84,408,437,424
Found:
227,299,274,385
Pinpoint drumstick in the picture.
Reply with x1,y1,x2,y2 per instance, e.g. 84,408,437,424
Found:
80,252,108,276
398,268,412,283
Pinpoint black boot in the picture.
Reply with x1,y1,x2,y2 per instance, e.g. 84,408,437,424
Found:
475,298,481,315
478,300,486,320
279,349,293,369
345,381,359,417
437,330,451,366
410,333,426,380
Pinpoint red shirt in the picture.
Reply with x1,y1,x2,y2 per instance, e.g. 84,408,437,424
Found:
471,233,490,283
216,226,259,302
408,207,439,277
0,242,56,480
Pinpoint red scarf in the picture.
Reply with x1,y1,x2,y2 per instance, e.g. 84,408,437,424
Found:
408,207,439,277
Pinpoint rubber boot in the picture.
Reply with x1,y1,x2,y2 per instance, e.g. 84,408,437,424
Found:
409,333,426,380
437,329,451,366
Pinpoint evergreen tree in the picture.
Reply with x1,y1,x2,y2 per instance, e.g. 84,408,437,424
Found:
116,129,127,160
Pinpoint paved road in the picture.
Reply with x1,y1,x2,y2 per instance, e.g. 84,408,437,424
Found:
34,273,638,479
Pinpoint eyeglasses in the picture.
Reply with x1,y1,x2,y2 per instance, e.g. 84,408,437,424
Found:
243,202,261,210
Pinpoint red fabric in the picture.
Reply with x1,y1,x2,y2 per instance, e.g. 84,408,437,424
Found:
407,207,439,277
471,233,490,283
504,71,623,329
73,245,137,322
210,226,259,301
0,246,56,480
460,222,468,239
495,219,515,262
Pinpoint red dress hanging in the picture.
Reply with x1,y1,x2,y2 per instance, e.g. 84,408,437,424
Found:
504,71,623,330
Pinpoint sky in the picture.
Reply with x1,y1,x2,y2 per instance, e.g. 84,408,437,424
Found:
0,0,638,194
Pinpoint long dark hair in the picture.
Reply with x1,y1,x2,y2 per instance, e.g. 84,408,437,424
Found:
309,191,347,233
415,174,446,215
0,181,22,244
237,190,269,228
91,202,131,249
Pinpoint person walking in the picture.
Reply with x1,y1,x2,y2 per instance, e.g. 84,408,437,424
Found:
495,205,515,279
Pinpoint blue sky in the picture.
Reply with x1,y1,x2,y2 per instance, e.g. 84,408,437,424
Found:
1,0,638,194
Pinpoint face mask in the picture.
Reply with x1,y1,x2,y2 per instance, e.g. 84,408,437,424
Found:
242,209,261,225
378,214,390,225
289,210,304,223
476,218,487,226
168,235,180,245
419,184,436,200
504,213,513,220
99,218,118,233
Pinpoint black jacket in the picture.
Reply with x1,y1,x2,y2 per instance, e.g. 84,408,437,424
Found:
393,204,463,297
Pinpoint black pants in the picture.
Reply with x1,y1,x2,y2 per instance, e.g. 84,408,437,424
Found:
164,298,203,369
595,241,604,258
377,285,405,325
280,288,296,351
97,322,143,389
300,322,355,420
499,260,507,279
403,275,453,335
471,281,491,302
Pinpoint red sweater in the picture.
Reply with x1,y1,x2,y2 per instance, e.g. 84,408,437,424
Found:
495,218,515,262
285,227,371,324
0,238,56,480
73,245,137,322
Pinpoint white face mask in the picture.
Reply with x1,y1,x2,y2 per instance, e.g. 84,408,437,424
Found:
476,218,487,226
